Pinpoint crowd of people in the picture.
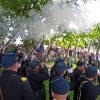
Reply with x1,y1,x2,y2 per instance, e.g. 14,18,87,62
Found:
0,44,100,100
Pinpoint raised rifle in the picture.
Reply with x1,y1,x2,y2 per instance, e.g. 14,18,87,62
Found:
17,41,39,77
28,42,39,59
64,40,71,62
41,40,54,62
0,32,19,52
27,36,45,61
18,41,39,63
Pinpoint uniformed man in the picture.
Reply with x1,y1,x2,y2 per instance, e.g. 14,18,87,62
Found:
73,60,86,79
50,57,64,100
77,66,100,100
0,53,35,100
28,59,49,100
50,57,64,75
50,62,70,100
73,60,86,100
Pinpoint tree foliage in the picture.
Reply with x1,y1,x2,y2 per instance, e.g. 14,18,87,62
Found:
44,25,100,49
0,0,48,17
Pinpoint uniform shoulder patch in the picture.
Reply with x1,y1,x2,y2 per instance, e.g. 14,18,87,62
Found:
21,77,27,81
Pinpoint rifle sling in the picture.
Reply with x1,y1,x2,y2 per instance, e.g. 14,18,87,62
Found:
78,81,88,100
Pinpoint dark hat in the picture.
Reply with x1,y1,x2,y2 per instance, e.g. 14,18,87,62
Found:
51,76,69,95
85,66,97,78
76,60,85,67
55,62,67,75
30,59,41,69
2,53,17,68
55,57,64,65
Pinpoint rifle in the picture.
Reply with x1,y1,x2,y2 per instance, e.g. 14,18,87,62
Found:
28,42,39,58
0,32,19,52
43,44,52,61
27,36,45,60
18,41,39,63
41,40,54,62
17,41,39,77
56,51,61,58
19,36,45,63
64,40,71,61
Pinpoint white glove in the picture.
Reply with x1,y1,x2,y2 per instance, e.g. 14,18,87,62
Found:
68,68,73,74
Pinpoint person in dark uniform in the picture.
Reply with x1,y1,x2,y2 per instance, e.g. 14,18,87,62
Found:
50,58,76,100
50,57,64,77
73,60,86,79
28,59,49,100
50,57,64,100
50,62,70,100
73,60,86,100
0,53,35,100
77,66,100,100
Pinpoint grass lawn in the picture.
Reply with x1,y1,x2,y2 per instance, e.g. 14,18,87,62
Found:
97,96,100,100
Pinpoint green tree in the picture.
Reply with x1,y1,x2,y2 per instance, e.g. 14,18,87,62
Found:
0,0,48,17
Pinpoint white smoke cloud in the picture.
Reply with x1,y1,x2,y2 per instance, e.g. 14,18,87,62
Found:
21,0,100,40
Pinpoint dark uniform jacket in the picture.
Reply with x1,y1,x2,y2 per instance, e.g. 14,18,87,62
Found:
28,67,49,91
73,68,83,80
28,66,49,100
0,70,35,100
77,76,100,100
73,68,85,100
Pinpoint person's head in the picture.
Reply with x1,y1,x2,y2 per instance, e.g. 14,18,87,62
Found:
85,66,97,81
51,69,69,100
30,59,41,72
76,60,85,71
55,62,67,76
50,57,64,72
55,58,64,65
2,53,20,71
